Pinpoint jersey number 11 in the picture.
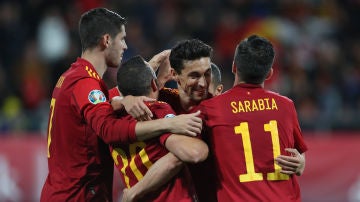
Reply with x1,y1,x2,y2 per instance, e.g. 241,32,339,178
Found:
234,120,289,182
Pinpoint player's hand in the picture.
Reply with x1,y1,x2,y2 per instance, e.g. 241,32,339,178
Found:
275,148,305,176
167,110,202,136
110,96,124,111
156,52,174,89
148,49,171,72
121,95,155,121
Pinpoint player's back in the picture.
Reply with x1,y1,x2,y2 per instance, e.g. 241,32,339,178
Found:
110,101,195,202
199,83,307,202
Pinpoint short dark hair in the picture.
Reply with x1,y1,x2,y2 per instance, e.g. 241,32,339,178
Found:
169,39,213,74
210,62,222,87
117,55,156,96
234,35,275,84
79,7,126,52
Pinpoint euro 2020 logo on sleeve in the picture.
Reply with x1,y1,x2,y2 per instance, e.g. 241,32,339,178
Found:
164,114,175,118
88,90,106,104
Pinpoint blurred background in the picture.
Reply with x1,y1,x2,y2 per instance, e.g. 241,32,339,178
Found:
0,0,359,201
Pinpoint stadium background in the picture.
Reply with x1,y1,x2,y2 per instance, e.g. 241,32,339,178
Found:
0,0,359,201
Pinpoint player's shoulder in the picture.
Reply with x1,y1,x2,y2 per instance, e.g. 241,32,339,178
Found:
266,90,294,104
160,87,179,96
146,100,171,108
68,58,101,81
203,88,233,103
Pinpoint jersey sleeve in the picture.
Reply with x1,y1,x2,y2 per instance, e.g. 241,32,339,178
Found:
108,87,121,100
150,102,176,146
72,78,137,144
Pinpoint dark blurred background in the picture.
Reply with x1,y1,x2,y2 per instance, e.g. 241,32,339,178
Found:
0,0,359,135
0,1,360,201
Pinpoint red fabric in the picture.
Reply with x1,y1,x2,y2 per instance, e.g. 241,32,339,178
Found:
158,89,215,202
158,88,187,114
0,133,358,201
197,83,308,202
41,58,136,202
108,87,121,100
110,101,195,202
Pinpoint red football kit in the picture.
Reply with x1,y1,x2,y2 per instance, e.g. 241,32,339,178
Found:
41,58,137,202
196,83,308,202
111,101,196,202
158,88,217,202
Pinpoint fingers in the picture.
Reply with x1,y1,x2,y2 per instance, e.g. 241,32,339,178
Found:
276,155,301,164
138,98,153,119
279,170,295,175
276,159,298,171
183,113,202,136
130,107,152,121
276,155,301,176
170,113,203,137
124,96,153,121
141,96,156,102
192,110,201,117
285,148,300,157
275,148,305,176
149,49,171,71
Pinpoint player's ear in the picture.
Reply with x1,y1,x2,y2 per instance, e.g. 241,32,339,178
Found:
101,34,111,49
216,84,224,96
232,61,237,74
151,79,158,92
171,68,179,82
265,68,273,80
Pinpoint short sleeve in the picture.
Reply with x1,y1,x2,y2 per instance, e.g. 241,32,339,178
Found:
73,78,108,112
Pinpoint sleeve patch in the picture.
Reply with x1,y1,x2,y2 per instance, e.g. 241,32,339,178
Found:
164,114,175,118
88,90,107,104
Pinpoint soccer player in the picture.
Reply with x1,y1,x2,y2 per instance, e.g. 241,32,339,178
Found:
208,62,224,96
111,55,208,201
40,8,202,202
113,39,215,202
195,35,308,201
158,39,213,114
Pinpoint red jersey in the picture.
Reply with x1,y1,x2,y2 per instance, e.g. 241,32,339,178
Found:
108,87,121,99
110,101,196,202
41,58,137,202
158,88,217,202
197,83,308,202
158,88,187,114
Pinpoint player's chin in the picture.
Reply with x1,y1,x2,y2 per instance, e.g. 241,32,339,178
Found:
192,94,207,102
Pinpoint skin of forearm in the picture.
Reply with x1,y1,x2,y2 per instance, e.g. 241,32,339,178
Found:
165,134,209,163
135,118,170,141
127,152,184,200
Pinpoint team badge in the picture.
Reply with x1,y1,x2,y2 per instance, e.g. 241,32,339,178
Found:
88,90,106,104
164,114,175,118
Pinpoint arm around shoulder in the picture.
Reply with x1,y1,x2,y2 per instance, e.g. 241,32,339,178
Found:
135,110,202,141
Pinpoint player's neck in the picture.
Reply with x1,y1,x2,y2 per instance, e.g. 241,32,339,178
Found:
179,91,199,112
81,50,107,78
234,75,265,88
